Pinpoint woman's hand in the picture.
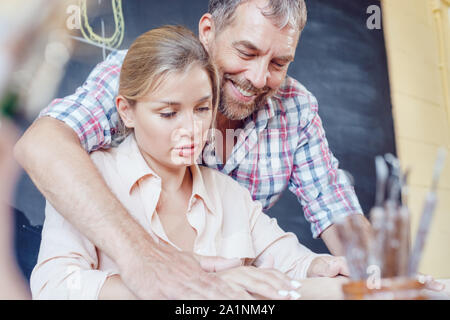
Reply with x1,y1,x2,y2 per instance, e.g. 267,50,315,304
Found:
216,266,302,300
307,255,350,277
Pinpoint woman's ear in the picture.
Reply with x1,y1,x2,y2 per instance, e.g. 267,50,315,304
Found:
198,13,215,52
116,95,135,129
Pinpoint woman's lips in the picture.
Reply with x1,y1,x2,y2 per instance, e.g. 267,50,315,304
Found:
175,144,197,157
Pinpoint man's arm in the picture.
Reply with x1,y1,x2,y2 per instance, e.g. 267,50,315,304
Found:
320,215,372,256
320,224,345,256
287,88,366,253
14,117,245,299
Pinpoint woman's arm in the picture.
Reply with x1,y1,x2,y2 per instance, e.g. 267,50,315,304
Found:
246,193,349,279
247,201,317,279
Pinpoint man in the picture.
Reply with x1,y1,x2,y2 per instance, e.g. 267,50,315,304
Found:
14,0,369,299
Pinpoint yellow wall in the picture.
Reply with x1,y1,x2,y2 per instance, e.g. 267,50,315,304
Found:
381,0,450,277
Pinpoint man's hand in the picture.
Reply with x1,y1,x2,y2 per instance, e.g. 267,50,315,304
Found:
215,265,301,300
193,254,243,272
307,255,350,278
119,242,252,299
96,255,249,300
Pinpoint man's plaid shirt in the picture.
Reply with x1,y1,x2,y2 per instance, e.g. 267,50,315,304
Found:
40,50,363,238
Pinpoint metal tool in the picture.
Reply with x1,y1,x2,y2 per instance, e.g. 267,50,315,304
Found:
397,168,411,277
368,156,389,270
375,155,389,207
408,148,447,276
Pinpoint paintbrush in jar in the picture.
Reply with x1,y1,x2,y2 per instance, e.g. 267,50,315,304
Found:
383,175,401,278
368,156,389,273
408,148,447,276
397,168,411,277
383,154,406,278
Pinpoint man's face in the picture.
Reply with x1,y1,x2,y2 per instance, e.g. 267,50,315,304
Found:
208,0,300,120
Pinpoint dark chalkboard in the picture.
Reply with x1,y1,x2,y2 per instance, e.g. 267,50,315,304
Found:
268,0,395,252
14,0,396,255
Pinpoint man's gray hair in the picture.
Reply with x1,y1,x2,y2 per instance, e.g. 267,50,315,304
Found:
208,0,307,33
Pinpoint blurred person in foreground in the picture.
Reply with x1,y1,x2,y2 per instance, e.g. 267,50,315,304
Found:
0,119,29,299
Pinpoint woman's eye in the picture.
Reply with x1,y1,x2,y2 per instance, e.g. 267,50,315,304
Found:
160,112,176,118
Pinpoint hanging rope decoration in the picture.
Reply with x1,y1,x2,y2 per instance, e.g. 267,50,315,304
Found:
79,0,124,49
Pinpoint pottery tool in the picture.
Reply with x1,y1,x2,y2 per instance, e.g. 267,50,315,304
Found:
408,148,447,276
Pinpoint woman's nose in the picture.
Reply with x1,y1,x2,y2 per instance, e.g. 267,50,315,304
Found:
172,112,203,141
182,112,195,135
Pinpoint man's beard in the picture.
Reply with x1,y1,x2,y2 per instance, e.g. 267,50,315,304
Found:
218,74,277,121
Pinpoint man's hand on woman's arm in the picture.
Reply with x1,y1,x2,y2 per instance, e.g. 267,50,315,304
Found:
14,117,248,299
216,265,300,300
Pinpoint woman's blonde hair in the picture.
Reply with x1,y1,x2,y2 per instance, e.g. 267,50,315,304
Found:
118,25,220,136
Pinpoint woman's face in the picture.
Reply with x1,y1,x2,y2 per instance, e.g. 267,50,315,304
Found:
119,65,213,170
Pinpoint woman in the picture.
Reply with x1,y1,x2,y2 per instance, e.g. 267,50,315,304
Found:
30,25,348,300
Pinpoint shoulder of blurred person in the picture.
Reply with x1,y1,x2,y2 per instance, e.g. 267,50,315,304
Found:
0,119,30,299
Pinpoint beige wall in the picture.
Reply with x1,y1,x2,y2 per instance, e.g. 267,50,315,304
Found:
381,0,450,277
